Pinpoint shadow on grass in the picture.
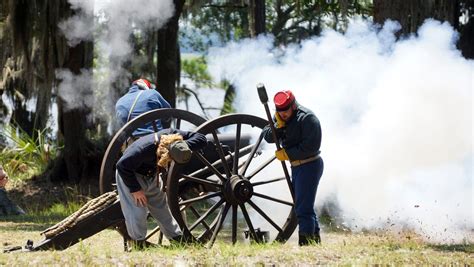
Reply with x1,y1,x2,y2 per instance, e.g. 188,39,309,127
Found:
429,243,474,254
0,222,50,232
0,213,67,232
1,192,86,233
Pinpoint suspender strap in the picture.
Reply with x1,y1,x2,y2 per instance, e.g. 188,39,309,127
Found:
127,90,145,122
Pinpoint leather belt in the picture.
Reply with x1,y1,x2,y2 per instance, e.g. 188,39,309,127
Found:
290,155,320,167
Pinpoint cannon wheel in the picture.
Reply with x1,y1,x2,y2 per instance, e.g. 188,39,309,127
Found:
100,108,207,194
167,114,297,246
99,108,206,248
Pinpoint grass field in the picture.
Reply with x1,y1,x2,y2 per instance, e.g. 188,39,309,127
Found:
0,180,472,265
1,216,473,265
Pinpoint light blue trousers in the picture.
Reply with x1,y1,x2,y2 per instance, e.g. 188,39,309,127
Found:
116,171,182,240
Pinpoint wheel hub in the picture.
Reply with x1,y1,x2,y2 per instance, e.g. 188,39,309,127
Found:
224,175,253,205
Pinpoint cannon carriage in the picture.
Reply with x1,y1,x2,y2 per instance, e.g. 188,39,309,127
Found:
11,108,297,251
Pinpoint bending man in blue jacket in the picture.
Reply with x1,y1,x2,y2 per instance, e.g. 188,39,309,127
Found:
262,90,324,246
115,78,171,137
116,128,207,249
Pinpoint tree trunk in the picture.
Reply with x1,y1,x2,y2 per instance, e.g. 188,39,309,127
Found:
459,19,474,58
458,0,474,59
373,0,458,35
0,0,9,100
33,0,59,131
52,3,94,183
157,0,184,108
249,0,266,37
5,0,33,134
1,0,70,134
2,0,100,183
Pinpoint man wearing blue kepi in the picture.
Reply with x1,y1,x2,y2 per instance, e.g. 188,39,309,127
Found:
115,78,171,137
262,90,324,246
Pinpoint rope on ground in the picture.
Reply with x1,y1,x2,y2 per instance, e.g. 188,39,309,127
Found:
41,191,118,239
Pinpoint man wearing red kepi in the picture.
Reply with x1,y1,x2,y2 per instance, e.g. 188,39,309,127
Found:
116,78,171,137
262,90,324,246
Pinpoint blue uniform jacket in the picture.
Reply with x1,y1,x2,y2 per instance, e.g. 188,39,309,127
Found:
263,105,321,161
115,85,171,136
116,129,207,193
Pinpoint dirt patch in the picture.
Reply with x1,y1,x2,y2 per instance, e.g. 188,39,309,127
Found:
5,175,102,213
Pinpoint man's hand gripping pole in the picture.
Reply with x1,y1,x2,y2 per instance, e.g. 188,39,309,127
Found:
257,83,295,201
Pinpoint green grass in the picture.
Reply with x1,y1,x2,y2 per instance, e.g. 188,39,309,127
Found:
0,189,472,265
0,211,472,265
0,198,84,231
430,243,474,253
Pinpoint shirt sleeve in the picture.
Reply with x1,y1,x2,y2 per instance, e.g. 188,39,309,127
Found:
176,130,208,151
262,125,275,144
116,146,144,193
262,114,280,144
115,104,128,127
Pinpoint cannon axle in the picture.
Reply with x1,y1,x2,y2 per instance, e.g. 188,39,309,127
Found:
224,175,253,205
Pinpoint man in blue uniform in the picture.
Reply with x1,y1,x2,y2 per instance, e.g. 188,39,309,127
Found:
262,90,324,246
116,128,207,249
115,78,171,137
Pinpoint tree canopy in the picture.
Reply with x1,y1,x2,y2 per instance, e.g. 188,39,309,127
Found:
0,0,472,183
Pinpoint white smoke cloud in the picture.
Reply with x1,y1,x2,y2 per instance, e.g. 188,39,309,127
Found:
59,14,95,46
56,0,175,119
207,19,473,243
56,69,93,112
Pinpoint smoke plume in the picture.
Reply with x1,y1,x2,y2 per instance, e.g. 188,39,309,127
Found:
207,19,473,243
56,0,174,119
56,69,93,112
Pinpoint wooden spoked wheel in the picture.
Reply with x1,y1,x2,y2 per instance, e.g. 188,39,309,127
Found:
166,114,297,247
99,108,206,247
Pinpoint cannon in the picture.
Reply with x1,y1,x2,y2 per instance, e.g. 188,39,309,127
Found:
7,107,297,251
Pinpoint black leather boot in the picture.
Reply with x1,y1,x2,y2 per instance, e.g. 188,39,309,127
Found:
128,239,159,251
298,233,311,246
313,231,321,244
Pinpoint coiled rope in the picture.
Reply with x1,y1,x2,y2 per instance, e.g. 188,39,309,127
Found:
41,191,118,238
